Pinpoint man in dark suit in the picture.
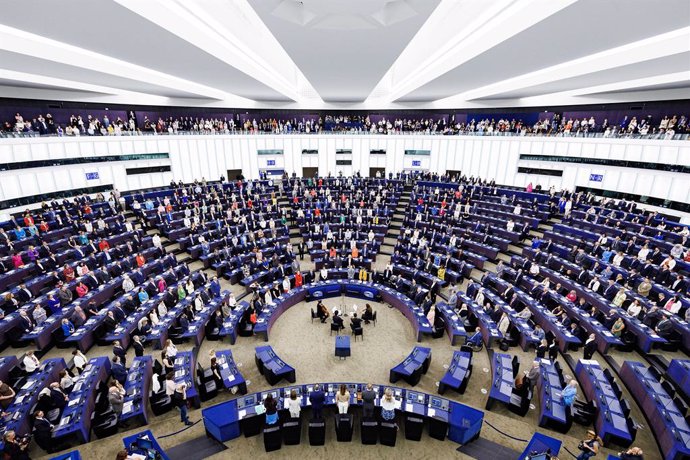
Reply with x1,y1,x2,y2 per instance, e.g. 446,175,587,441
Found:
361,383,377,419
112,340,127,366
132,336,144,357
111,356,128,385
16,284,33,303
32,410,54,451
583,333,597,359
49,383,68,410
603,280,618,300
309,384,326,419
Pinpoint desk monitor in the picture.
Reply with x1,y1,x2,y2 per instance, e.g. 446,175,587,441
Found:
262,391,278,400
347,384,358,394
136,437,154,451
285,386,301,396
238,395,256,409
372,385,380,394
429,397,449,412
306,385,314,393
327,384,335,393
394,389,402,399
402,358,412,366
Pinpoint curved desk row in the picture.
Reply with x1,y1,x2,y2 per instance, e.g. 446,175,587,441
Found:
389,346,432,386
438,350,472,395
202,381,484,447
253,280,433,342
255,345,296,385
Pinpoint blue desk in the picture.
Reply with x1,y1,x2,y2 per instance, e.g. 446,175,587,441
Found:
202,399,241,442
123,430,170,460
215,350,247,394
335,335,351,359
439,351,471,395
620,360,690,460
253,281,432,342
202,380,483,446
0,355,18,382
173,351,199,408
576,359,633,447
53,357,111,445
219,301,250,344
486,352,514,410
457,290,503,347
389,346,432,386
0,358,66,451
255,345,296,385
667,359,690,400
120,356,153,425
519,432,562,458
536,359,569,432
435,302,467,346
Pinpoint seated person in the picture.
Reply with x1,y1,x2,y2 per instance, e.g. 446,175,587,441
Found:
361,304,374,324
316,301,329,323
332,311,344,330
350,313,362,330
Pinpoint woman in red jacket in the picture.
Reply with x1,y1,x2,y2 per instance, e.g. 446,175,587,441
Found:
76,282,89,298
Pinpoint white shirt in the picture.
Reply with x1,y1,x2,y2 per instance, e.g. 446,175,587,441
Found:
165,344,178,358
287,397,301,418
282,278,291,292
24,355,40,372
122,278,134,292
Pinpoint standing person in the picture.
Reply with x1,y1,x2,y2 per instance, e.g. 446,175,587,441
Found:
264,393,279,425
0,380,15,409
173,383,193,426
108,381,125,415
380,388,397,422
335,384,350,414
287,389,301,419
577,430,602,459
309,384,325,419
361,383,377,419
562,380,579,407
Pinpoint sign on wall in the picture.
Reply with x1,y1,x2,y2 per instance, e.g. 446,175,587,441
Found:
589,174,604,182
412,160,421,167
85,172,99,180
267,160,276,166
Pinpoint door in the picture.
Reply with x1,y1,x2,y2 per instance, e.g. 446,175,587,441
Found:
302,167,318,178
227,169,243,181
369,167,385,178
446,169,462,180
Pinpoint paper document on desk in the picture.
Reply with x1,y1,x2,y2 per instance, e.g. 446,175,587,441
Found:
427,408,436,417
238,409,246,419
226,373,235,384
405,403,413,412
68,398,79,407
122,401,133,414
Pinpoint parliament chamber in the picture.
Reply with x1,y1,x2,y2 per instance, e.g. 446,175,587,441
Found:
1,2,689,459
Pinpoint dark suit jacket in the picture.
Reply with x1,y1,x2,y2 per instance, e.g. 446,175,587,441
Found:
309,390,325,409
361,390,376,415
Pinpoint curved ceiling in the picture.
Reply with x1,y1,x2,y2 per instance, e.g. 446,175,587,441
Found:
0,0,687,109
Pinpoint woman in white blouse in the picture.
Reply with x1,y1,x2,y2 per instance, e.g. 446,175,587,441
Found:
164,339,178,358
287,389,301,419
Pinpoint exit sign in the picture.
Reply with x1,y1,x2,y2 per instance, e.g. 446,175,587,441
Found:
267,160,276,166
85,172,99,180
412,160,421,167
589,174,603,182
